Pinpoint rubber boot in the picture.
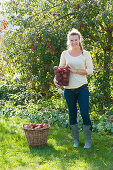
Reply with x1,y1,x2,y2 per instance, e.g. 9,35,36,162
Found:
83,125,92,149
70,124,79,148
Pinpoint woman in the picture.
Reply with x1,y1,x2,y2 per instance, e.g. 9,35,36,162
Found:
54,28,93,149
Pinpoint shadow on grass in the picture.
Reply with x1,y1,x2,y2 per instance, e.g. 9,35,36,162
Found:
28,125,113,169
0,119,113,169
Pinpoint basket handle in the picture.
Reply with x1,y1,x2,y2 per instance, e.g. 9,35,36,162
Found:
23,123,29,128
42,119,50,126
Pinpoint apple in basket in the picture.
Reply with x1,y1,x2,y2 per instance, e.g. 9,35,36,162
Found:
35,124,43,128
26,123,42,129
59,81,63,86
56,73,61,80
63,74,67,78
26,123,37,129
43,123,48,128
54,66,58,70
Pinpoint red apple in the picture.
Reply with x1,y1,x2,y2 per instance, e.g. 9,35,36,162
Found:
84,26,88,29
75,4,79,9
31,46,34,51
52,46,56,51
47,42,51,46
63,74,67,78
103,96,107,100
64,16,67,19
42,85,46,89
63,82,68,86
78,27,82,30
36,33,39,36
46,64,49,69
37,124,43,128
43,123,48,127
54,70,57,74
63,78,68,82
33,124,38,128
30,124,34,129
40,124,44,128
63,69,68,73
100,85,103,89
36,38,38,41
59,82,62,86
56,68,61,73
108,116,113,122
26,125,30,128
49,48,54,55
57,77,62,82
34,124,43,128
108,116,113,120
56,73,61,77
60,67,64,71
54,66,58,70
29,123,37,128
57,13,60,16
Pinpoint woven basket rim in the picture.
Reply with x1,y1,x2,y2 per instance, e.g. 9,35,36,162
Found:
23,125,50,131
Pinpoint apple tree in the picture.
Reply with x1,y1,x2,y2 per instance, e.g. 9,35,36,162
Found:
0,0,112,113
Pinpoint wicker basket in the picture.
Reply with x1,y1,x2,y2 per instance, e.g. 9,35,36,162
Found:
23,119,50,146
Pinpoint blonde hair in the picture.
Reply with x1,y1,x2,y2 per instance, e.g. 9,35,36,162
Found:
67,28,84,53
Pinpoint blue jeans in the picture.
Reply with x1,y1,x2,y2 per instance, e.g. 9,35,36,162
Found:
64,86,92,126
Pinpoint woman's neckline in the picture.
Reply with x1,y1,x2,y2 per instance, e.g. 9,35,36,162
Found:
67,50,83,57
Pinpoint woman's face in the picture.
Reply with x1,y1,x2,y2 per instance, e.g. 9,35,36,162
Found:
69,35,80,49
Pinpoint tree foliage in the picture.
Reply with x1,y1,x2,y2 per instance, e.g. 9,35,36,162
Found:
0,0,113,114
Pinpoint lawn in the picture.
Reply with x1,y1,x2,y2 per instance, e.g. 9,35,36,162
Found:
0,116,113,170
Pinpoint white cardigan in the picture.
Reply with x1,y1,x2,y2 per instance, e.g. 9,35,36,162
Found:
59,50,93,89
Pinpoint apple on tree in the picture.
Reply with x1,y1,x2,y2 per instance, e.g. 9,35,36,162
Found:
47,42,51,46
75,4,79,10
52,46,56,51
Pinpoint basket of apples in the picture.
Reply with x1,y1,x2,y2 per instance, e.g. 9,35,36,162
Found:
23,119,50,146
54,65,70,86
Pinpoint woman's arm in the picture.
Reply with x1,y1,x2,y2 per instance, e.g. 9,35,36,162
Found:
68,51,93,76
68,64,88,75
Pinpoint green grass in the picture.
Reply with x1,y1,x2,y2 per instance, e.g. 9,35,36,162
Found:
0,116,113,170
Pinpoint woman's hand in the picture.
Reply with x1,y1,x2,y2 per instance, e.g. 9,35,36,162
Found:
53,76,61,88
67,64,87,75
67,64,77,73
